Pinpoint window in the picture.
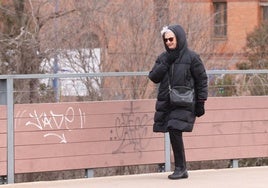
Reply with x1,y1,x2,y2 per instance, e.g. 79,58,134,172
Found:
213,1,227,38
260,2,268,22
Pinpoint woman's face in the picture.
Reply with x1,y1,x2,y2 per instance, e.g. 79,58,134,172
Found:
164,31,177,50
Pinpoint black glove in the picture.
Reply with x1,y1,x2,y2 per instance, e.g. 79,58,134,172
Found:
195,101,205,117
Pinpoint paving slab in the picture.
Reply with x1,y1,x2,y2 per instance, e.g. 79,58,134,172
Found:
1,166,268,188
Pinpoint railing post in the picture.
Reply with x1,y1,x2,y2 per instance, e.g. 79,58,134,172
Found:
85,169,94,178
0,78,14,184
164,133,171,172
0,80,7,104
0,80,7,184
231,159,239,168
7,78,14,184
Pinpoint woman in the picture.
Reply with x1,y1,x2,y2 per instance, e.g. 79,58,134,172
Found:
148,24,208,180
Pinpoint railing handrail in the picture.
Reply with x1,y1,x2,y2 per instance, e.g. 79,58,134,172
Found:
0,69,267,80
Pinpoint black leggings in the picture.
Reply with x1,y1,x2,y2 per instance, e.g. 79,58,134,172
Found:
169,130,186,169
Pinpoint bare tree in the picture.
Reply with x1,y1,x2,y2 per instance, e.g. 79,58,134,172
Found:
38,0,110,101
1,0,249,102
0,0,40,103
40,0,164,101
236,22,268,96
0,0,75,103
101,0,161,99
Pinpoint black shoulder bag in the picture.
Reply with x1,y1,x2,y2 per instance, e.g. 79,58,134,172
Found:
168,64,194,106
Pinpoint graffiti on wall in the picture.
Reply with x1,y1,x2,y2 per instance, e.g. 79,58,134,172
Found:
16,106,85,143
111,101,153,154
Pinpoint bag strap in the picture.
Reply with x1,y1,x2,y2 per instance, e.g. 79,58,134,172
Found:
168,64,174,90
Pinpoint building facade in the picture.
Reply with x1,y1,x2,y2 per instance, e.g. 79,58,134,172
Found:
168,0,268,69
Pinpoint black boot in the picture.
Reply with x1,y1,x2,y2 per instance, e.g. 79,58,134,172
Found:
168,167,188,180
169,130,188,180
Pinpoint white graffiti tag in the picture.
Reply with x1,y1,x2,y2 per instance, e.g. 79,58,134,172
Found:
44,133,67,143
25,106,85,143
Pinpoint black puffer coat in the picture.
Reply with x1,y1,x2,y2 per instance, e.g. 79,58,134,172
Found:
148,25,208,132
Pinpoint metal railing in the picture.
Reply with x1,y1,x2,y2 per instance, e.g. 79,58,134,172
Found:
0,69,267,184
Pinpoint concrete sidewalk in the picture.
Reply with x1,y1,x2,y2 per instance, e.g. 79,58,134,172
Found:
1,166,268,188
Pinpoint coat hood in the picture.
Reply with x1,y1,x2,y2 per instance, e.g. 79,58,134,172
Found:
162,24,188,53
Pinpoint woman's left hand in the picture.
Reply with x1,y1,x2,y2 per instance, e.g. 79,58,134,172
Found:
195,101,205,117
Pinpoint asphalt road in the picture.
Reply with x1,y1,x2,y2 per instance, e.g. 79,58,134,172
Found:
1,166,268,188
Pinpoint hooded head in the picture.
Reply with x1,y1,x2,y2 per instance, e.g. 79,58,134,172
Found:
161,24,188,53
